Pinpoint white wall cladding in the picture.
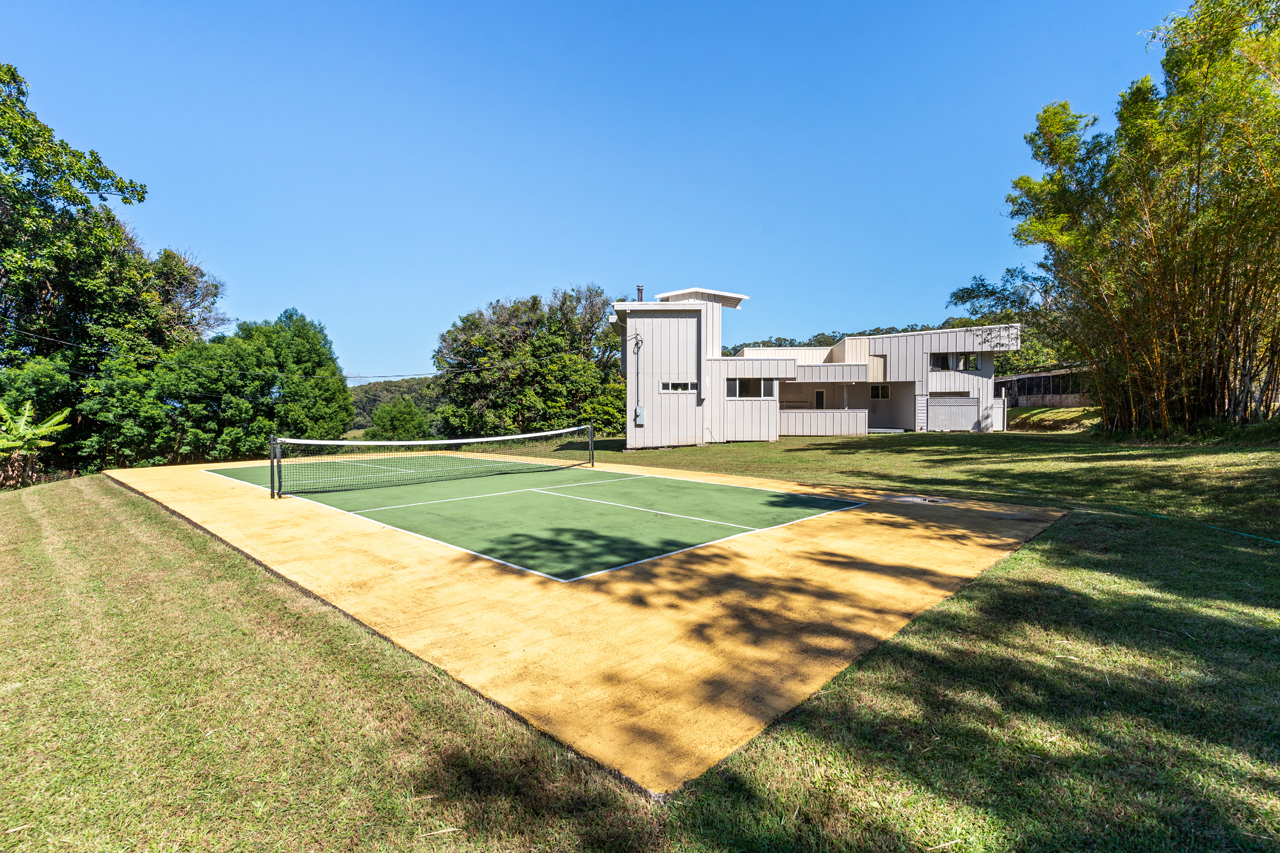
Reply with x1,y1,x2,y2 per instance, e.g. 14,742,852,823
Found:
723,399,779,441
927,397,981,431
795,363,868,383
826,337,869,364
869,325,1020,383
703,358,726,444
617,299,1019,446
779,410,868,436
714,357,797,379
990,398,1008,431
625,310,703,448
737,347,830,363
868,355,886,382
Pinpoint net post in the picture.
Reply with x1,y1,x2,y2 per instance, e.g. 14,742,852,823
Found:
588,422,595,467
269,436,276,498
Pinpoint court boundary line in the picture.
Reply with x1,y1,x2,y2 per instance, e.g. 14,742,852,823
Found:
565,502,868,581
350,475,647,513
203,468,868,583
529,489,756,530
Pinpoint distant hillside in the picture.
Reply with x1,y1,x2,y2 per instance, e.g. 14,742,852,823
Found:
349,376,440,430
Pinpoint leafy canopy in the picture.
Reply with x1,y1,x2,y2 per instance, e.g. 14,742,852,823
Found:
950,0,1280,430
433,285,623,437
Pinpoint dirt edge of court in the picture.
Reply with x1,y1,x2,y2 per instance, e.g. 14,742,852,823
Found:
105,461,1067,795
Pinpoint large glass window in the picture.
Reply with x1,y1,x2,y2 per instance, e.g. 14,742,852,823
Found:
726,378,775,398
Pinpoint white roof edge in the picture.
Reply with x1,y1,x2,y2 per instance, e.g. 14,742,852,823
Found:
652,287,749,305
611,302,707,312
844,322,1020,340
736,346,831,352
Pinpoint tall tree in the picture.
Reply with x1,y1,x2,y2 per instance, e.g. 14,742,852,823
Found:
951,0,1280,431
432,285,623,436
76,309,353,468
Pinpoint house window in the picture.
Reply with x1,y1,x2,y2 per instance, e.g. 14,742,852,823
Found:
929,353,980,372
726,378,775,398
660,381,698,393
870,384,891,399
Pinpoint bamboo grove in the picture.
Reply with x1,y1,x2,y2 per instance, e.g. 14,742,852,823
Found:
951,0,1280,432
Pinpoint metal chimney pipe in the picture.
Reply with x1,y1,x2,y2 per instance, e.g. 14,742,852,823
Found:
637,285,644,301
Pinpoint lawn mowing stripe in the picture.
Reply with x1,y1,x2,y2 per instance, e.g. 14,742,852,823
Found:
349,476,647,513
529,489,758,530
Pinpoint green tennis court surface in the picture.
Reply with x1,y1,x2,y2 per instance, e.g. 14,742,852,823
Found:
212,465,861,581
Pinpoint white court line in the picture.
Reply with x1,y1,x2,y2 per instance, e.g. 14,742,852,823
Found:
529,489,756,530
330,459,418,474
591,466,865,503
282,458,532,486
568,502,867,581
351,476,646,514
201,469,867,584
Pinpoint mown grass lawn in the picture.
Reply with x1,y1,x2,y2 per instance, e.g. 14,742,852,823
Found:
2,431,1277,851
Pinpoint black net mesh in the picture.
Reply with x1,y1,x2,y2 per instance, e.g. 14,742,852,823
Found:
274,425,594,495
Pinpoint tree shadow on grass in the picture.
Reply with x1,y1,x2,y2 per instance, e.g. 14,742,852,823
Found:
415,743,664,852
670,512,1280,852
791,433,1280,541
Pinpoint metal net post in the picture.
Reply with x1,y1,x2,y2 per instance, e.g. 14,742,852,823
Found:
588,422,595,467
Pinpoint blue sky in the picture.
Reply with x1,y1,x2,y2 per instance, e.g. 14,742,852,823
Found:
5,1,1173,379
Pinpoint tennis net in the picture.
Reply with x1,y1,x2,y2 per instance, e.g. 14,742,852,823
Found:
270,424,594,496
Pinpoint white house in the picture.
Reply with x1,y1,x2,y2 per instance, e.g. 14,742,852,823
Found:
609,288,1021,449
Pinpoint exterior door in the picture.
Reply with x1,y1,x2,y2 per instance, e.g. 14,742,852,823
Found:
815,390,825,410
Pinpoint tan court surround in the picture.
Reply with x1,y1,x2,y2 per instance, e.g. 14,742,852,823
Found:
106,461,1064,795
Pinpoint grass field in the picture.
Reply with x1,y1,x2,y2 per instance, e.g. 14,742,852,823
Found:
1006,407,1101,432
3,431,1277,851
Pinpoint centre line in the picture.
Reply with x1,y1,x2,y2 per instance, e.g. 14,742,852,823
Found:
352,476,644,513
530,489,756,529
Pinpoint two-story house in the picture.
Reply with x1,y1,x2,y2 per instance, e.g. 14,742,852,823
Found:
609,288,1020,449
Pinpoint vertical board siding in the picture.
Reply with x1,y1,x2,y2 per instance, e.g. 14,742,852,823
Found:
779,410,868,436
736,347,830,363
990,398,1007,432
716,358,797,379
926,398,981,431
627,311,702,448
723,400,779,441
794,363,868,383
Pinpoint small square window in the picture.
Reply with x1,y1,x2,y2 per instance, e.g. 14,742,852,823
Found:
963,353,979,371
871,384,890,399
762,379,774,397
661,382,671,391
930,353,949,371
726,379,737,397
